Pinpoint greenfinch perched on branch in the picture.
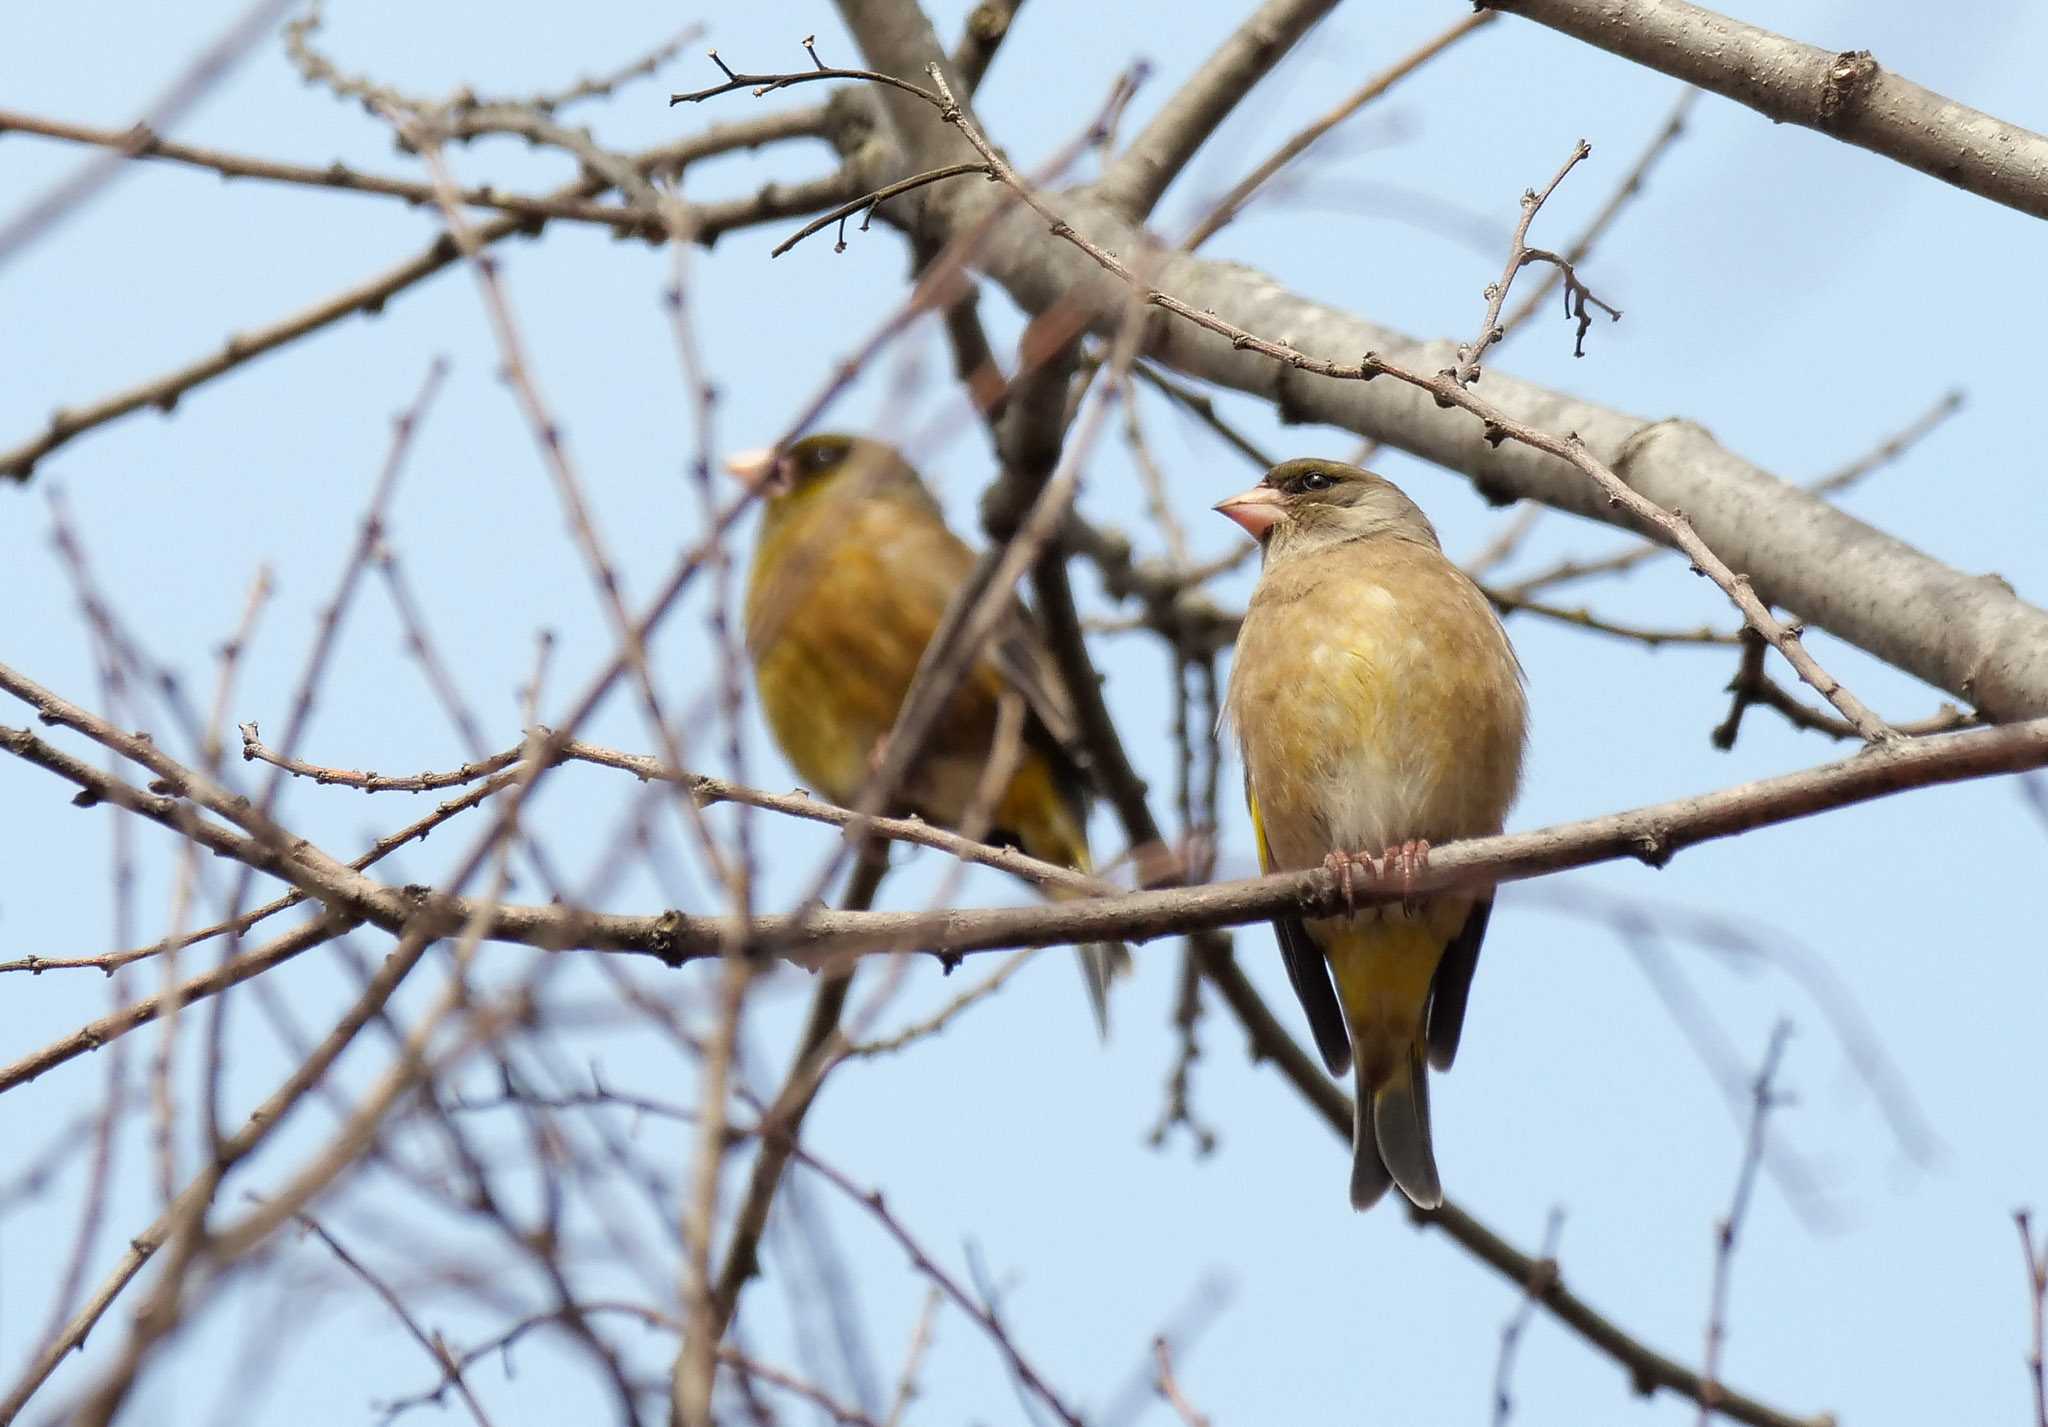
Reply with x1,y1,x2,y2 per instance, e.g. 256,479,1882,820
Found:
1218,460,1526,1210
732,434,1128,1032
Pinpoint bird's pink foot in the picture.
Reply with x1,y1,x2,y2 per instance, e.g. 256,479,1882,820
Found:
1323,849,1369,918
1387,838,1432,915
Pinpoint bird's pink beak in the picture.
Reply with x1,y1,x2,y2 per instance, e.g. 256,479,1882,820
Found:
1214,486,1283,539
724,448,785,492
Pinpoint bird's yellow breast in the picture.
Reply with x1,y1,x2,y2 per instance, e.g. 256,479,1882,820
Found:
742,472,1090,866
1226,536,1525,872
746,483,951,801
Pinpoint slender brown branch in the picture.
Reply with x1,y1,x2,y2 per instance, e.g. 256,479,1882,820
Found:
771,161,992,257
239,724,1110,894
0,768,509,980
671,58,942,111
1455,141,1619,381
1715,628,1974,748
1087,543,1741,655
565,739,1109,894
842,950,1039,1059
1810,388,1969,496
1132,362,1276,469
882,1287,943,1427
239,731,520,792
1490,588,1735,647
0,105,830,235
1501,87,1698,340
10,660,2048,967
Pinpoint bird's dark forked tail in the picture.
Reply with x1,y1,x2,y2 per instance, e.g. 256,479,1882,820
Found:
1350,1046,1441,1211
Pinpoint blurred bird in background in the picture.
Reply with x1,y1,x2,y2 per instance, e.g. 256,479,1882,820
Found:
1218,459,1526,1209
731,433,1129,1032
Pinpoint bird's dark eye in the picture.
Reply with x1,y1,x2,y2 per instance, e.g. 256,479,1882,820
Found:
800,441,843,471
1289,469,1336,494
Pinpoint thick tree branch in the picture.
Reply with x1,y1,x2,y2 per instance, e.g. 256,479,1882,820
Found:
951,0,1025,94
1486,0,2048,223
831,0,979,172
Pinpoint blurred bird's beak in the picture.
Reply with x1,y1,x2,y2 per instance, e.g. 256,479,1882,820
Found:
724,448,785,493
1214,486,1283,538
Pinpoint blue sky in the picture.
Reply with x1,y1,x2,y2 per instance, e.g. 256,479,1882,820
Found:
3,2,2045,1423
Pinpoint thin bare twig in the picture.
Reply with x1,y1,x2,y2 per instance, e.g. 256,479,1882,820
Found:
772,161,993,257
1713,628,1973,749
2019,1210,2048,1427
1499,88,1699,340
883,1288,943,1427
1455,140,1619,382
786,1142,1085,1427
1699,1022,1794,1426
1153,1336,1214,1427
296,1214,496,1427
239,734,521,792
1492,1210,1565,1426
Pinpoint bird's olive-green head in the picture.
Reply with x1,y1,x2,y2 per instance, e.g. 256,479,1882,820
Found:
1214,459,1440,566
726,433,873,504
727,433,935,538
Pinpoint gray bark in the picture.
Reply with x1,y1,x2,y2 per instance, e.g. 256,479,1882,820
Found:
1488,0,2048,223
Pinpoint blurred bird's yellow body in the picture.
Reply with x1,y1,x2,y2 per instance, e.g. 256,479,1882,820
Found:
738,435,1123,1029
1221,460,1526,1210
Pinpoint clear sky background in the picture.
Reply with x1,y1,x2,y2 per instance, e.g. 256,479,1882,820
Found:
3,2,2045,1424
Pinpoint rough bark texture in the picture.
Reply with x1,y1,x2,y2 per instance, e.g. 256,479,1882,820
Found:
1488,0,2048,222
